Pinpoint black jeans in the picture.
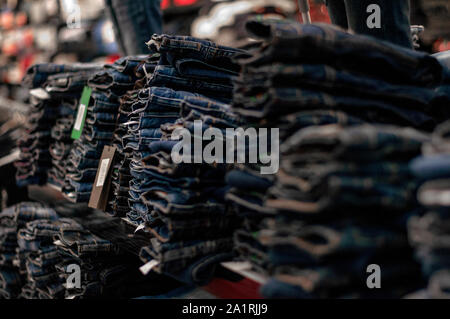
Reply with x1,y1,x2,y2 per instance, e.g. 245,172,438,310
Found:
105,0,162,55
326,0,413,48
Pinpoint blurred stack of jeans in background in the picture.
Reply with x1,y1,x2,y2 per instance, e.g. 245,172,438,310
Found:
44,69,102,189
225,19,450,298
15,92,59,187
259,124,428,298
0,202,59,299
408,120,450,299
0,206,22,298
61,56,147,203
16,64,102,188
0,100,28,209
233,19,450,132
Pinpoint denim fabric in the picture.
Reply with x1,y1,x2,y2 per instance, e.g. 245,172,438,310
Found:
88,69,136,93
45,70,103,96
18,64,103,189
140,237,233,274
236,63,450,122
167,252,234,286
105,0,162,55
410,155,450,181
23,63,102,89
281,124,429,162
129,87,200,115
242,19,444,86
433,51,450,76
148,65,233,101
148,34,250,74
233,87,436,129
61,57,151,203
108,54,155,75
326,0,413,48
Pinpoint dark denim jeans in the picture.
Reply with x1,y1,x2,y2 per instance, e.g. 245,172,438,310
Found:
148,34,250,74
233,87,436,129
148,65,233,101
326,0,413,48
105,0,162,55
241,19,444,86
280,124,428,163
23,63,102,89
236,63,450,122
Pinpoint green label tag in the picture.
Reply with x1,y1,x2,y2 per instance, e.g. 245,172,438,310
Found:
71,86,92,139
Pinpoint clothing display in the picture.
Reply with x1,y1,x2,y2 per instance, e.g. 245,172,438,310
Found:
132,35,247,285
226,19,450,298
16,64,103,188
2,13,450,300
61,56,149,203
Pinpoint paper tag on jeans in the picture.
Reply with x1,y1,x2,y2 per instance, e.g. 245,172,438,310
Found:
96,158,110,187
71,86,92,140
88,145,116,211
134,224,146,233
139,260,159,275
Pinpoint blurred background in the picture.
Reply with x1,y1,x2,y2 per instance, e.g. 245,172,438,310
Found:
0,0,447,107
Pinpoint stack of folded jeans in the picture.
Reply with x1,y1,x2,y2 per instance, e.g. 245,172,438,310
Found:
106,53,161,216
137,96,242,285
16,64,103,187
238,124,429,298
51,216,181,299
44,69,103,188
0,206,21,299
15,94,59,187
17,218,80,299
61,56,149,203
232,19,450,132
1,201,181,299
122,34,247,224
118,35,249,285
124,87,196,225
223,18,450,298
408,120,450,299
0,202,59,299
147,34,251,104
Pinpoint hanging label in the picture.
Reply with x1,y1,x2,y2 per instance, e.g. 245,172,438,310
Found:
88,145,116,211
96,158,110,187
71,86,92,140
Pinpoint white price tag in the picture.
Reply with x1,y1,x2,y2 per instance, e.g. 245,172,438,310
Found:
74,103,86,131
96,158,110,187
139,260,159,275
